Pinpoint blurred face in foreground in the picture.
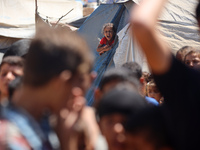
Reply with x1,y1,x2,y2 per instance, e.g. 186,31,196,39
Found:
126,132,157,150
126,133,173,150
99,114,126,150
0,64,23,99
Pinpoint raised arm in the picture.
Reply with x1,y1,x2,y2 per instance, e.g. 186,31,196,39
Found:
131,0,172,74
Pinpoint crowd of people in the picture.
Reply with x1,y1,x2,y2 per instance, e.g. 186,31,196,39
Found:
0,0,200,150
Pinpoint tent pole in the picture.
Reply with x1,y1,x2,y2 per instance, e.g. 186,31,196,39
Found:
35,0,38,32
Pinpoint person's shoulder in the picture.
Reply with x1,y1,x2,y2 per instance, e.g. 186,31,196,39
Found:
145,96,159,106
101,37,106,41
0,119,31,149
100,37,107,44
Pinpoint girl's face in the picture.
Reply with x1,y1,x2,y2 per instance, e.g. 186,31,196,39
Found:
147,85,162,102
104,26,114,42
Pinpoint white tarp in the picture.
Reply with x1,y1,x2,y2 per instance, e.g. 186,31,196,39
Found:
0,0,83,39
113,23,148,71
114,24,133,68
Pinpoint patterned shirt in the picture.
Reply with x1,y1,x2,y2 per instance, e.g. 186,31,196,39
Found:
0,103,54,150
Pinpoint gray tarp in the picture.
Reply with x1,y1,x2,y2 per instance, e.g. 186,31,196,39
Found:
158,0,200,53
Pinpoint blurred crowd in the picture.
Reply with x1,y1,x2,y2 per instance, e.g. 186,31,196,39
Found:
0,0,200,150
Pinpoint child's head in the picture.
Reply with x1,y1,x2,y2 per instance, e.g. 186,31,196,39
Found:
24,27,93,89
24,27,94,113
0,56,24,100
122,62,142,81
97,85,147,150
146,81,162,103
94,67,139,106
184,50,200,70
125,107,173,150
102,23,116,42
176,46,194,62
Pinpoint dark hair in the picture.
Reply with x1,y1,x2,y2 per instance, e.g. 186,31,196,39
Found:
0,56,24,70
3,39,31,59
122,62,142,80
24,27,93,87
196,1,200,22
142,72,152,83
125,107,173,149
96,85,147,119
98,67,140,91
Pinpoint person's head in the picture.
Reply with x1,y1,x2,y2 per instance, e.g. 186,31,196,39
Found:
184,50,200,70
94,67,139,106
125,107,173,150
122,62,142,81
146,81,162,103
196,1,200,27
102,23,116,42
3,39,31,59
23,27,94,113
0,56,24,100
96,85,147,150
140,72,152,96
176,46,194,62
122,62,155,97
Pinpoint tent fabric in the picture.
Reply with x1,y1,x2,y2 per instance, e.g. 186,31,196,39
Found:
0,0,83,38
0,36,20,49
158,0,200,53
100,0,140,4
69,16,89,28
0,0,83,61
158,21,200,54
113,23,146,69
79,0,200,106
79,1,135,105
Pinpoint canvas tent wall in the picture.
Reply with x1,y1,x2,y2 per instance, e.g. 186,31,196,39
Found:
0,0,83,61
78,0,200,105
158,0,200,52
